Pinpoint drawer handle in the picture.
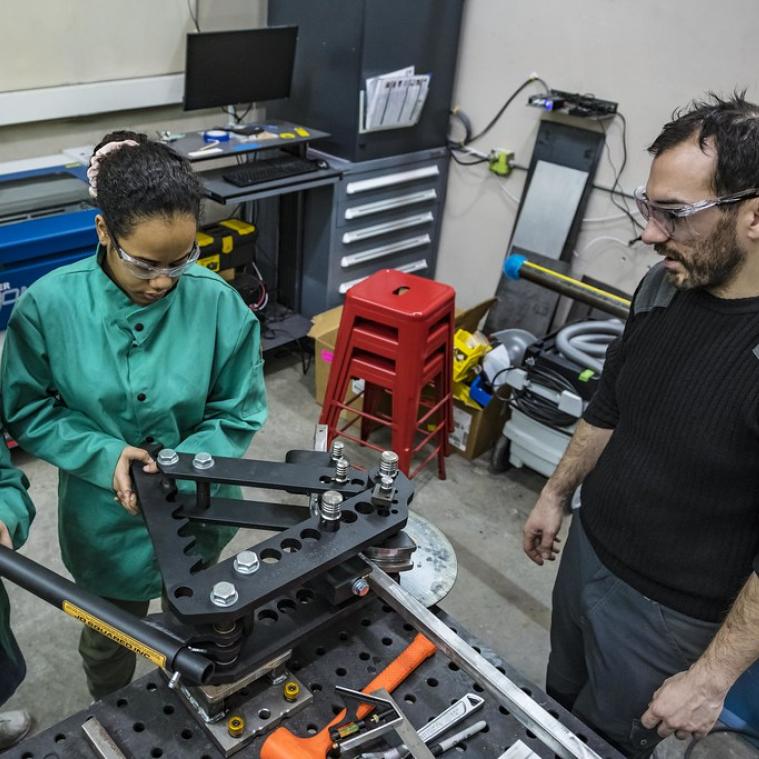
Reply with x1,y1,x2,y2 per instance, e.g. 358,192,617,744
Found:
340,234,431,269
342,212,433,244
346,166,439,195
344,189,438,220
339,259,429,294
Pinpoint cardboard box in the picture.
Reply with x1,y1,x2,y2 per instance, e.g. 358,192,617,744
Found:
308,306,344,405
448,396,509,460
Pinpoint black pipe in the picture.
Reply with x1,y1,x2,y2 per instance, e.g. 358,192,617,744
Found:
0,546,214,685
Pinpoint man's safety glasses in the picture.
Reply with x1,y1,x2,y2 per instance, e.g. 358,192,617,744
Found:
633,186,759,242
112,236,200,280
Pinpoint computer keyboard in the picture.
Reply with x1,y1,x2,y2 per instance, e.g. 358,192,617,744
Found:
222,156,321,187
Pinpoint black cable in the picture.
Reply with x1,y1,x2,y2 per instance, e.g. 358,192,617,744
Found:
466,77,551,145
600,112,643,235
505,365,579,430
187,0,200,32
684,726,759,759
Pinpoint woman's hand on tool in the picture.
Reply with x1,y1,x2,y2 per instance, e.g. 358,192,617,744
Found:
112,446,158,515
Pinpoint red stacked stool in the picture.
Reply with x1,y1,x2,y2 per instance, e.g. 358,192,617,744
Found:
319,269,455,478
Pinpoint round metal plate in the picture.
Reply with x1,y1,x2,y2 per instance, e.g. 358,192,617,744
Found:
399,511,458,607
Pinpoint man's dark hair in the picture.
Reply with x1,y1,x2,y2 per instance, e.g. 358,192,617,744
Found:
92,130,203,239
648,91,759,196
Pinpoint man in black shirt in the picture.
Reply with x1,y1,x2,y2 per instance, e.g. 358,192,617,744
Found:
522,92,759,755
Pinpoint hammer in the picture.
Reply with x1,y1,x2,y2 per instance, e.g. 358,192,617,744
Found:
261,633,437,759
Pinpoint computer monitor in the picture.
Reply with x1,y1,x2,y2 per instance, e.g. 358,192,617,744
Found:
183,26,298,111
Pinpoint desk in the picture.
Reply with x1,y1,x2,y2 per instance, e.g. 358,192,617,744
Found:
177,123,450,354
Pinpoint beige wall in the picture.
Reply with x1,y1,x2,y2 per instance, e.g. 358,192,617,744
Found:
0,0,265,163
438,0,759,308
1,0,757,309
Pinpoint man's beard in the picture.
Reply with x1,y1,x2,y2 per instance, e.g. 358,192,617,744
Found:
655,215,746,291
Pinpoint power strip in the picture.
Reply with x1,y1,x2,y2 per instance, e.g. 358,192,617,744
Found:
528,88,617,119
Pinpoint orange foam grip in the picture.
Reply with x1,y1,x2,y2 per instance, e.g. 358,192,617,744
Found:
261,632,436,759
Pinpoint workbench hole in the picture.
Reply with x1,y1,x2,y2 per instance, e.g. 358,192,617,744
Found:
335,667,347,677
351,478,364,486
331,704,343,716
133,722,145,733
297,589,315,604
355,502,373,514
54,734,66,743
472,683,484,693
277,599,296,614
319,476,333,484
258,609,279,625
338,630,349,641
525,730,537,740
181,729,193,740
174,586,193,599
281,538,302,553
480,724,490,733
404,694,416,703
548,709,559,718
359,651,370,661
448,662,459,671
261,548,281,564
307,724,319,735
315,647,326,656
498,706,510,716
391,509,399,514
342,510,357,523
117,699,128,708
151,749,163,757
310,683,322,693
377,508,390,517
163,705,174,715
300,528,321,542
496,666,506,675
258,709,271,720
454,744,467,752
426,677,438,687
403,623,414,632
521,687,532,696
577,734,588,743
382,637,393,646
472,646,481,654
21,754,33,759
146,682,157,692
382,605,392,613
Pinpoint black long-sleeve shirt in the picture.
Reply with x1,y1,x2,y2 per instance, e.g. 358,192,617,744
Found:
582,266,759,622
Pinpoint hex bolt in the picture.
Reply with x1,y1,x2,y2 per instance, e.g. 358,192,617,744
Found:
330,440,345,462
334,456,349,482
320,490,343,521
210,581,238,608
352,578,370,597
234,550,260,575
193,451,215,470
157,448,179,467
379,450,399,478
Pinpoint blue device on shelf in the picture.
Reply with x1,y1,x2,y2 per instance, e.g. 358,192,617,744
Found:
0,164,97,329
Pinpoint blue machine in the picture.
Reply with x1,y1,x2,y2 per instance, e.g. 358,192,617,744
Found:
0,163,98,329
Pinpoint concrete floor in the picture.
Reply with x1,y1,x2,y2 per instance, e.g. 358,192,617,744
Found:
2,351,756,758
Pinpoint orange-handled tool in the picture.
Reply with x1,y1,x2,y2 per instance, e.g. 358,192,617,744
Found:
261,633,436,759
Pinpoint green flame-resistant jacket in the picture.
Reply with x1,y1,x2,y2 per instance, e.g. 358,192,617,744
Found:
0,253,267,602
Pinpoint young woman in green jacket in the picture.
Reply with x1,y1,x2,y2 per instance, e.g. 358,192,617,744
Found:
0,131,268,699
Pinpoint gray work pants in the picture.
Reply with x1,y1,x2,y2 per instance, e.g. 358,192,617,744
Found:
546,516,720,756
